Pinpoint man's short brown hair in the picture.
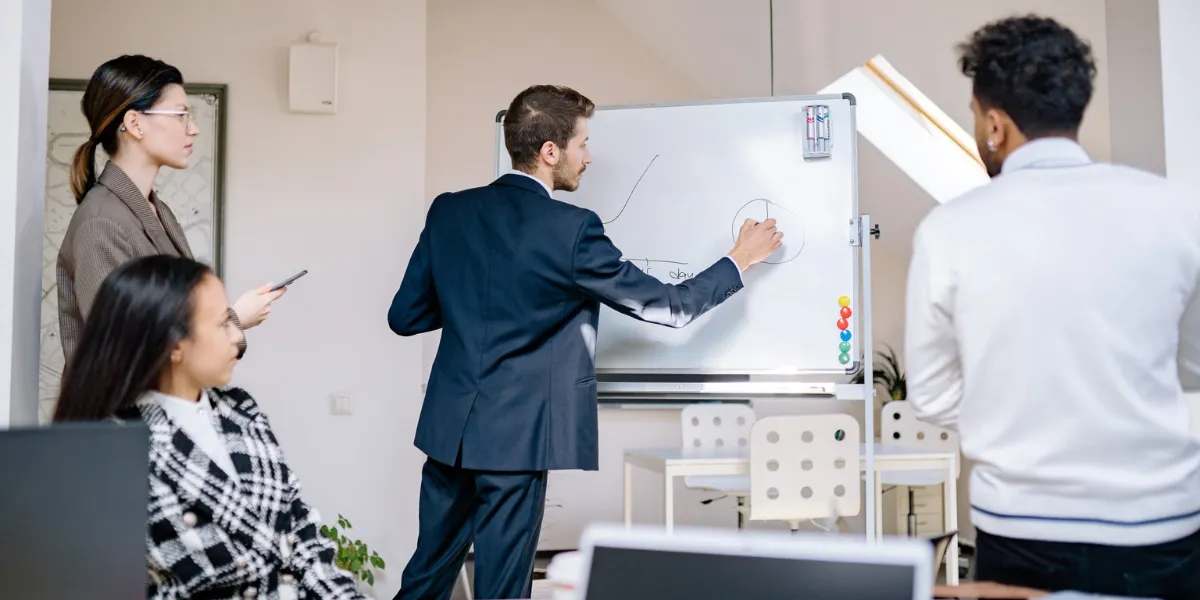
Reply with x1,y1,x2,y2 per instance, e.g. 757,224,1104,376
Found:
503,85,595,172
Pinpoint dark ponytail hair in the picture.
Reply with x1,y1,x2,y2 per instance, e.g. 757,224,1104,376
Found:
53,255,213,422
71,55,185,204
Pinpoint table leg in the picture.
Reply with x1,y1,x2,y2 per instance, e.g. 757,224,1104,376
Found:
624,460,633,529
944,461,959,585
874,469,883,541
664,467,675,533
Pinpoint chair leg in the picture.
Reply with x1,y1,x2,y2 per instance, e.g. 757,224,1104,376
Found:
459,563,472,600
736,497,745,530
906,487,917,537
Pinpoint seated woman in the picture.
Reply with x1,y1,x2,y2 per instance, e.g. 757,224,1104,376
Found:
53,255,364,600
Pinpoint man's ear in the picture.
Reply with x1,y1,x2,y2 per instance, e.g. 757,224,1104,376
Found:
539,140,560,167
984,108,1009,148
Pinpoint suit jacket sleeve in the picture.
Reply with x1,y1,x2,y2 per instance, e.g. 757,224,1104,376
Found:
388,195,444,336
71,216,136,321
228,309,248,360
71,216,249,359
572,210,743,328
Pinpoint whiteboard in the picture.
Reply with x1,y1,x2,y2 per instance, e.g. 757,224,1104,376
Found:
494,94,860,375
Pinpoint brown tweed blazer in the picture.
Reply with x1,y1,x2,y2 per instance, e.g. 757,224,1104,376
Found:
56,162,246,362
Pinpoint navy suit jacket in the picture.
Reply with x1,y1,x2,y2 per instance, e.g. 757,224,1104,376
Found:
389,173,744,471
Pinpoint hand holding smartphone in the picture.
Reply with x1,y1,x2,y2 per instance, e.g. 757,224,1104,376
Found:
270,270,307,292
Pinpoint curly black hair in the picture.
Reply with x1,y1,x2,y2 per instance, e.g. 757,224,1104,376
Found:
957,15,1096,138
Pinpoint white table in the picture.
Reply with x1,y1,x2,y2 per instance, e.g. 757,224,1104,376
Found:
623,443,960,584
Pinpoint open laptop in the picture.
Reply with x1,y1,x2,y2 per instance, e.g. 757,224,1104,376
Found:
577,523,933,600
0,421,150,598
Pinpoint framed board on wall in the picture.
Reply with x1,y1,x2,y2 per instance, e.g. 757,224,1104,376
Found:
39,79,228,423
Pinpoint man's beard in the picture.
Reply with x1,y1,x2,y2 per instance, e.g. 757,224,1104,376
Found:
553,162,584,191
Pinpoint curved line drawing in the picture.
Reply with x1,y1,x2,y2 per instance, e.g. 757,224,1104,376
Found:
731,198,806,264
603,154,660,225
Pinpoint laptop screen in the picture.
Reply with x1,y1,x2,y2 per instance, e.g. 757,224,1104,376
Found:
584,544,918,600
0,422,150,599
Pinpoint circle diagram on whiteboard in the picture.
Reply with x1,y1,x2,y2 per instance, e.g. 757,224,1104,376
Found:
731,199,806,264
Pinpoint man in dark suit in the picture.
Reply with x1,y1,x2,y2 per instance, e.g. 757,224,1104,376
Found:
388,84,783,600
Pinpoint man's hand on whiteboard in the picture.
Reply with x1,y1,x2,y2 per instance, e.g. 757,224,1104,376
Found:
728,218,783,271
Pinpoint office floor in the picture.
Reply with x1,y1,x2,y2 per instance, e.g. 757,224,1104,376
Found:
449,557,554,600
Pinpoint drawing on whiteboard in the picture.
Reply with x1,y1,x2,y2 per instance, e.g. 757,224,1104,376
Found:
622,257,695,280
603,154,660,224
730,198,806,264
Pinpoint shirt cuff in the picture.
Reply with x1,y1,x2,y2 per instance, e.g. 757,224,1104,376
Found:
724,255,745,285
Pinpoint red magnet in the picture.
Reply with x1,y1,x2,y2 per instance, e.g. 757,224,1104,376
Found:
840,306,852,318
836,318,849,330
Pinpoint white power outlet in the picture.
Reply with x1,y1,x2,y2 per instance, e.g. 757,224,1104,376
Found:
331,394,353,415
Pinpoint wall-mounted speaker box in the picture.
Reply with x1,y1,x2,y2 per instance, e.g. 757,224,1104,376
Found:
288,42,338,114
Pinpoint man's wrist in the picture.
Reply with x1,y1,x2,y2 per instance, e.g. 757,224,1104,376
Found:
727,249,751,272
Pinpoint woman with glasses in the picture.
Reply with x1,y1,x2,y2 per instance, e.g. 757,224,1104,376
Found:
54,254,365,600
57,54,282,364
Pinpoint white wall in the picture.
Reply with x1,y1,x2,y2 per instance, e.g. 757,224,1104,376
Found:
1159,0,1200,189
50,1,427,596
0,0,51,429
1105,0,1166,175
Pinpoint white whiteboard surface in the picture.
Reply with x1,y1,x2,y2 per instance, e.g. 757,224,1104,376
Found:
495,95,860,374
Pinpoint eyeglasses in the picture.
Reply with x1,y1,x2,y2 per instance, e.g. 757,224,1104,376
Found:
139,109,195,128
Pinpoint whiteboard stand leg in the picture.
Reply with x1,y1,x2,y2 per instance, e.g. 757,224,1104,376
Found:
624,460,633,529
861,213,876,544
664,468,675,533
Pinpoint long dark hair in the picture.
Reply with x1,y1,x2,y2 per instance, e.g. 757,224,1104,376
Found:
53,255,213,422
71,55,185,204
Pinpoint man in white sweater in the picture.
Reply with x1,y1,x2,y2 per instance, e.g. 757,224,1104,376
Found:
906,15,1200,598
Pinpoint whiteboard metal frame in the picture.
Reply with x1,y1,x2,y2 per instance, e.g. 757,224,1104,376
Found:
494,93,880,543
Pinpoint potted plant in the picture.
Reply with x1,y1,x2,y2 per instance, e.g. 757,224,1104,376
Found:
320,514,386,589
852,343,906,401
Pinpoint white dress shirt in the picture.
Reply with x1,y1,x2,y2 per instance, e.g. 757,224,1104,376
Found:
146,390,238,482
505,169,746,281
905,137,1200,546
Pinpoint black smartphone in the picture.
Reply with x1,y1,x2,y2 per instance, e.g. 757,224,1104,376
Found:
270,270,307,292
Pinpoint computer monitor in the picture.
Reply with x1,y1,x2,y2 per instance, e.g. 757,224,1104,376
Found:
0,421,150,598
578,524,932,600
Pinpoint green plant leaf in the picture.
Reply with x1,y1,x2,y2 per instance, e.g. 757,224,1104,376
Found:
322,512,388,585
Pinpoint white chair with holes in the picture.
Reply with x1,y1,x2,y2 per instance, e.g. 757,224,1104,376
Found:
680,403,755,528
879,401,960,537
744,414,861,532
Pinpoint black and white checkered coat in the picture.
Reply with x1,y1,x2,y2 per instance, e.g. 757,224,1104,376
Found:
119,387,365,599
